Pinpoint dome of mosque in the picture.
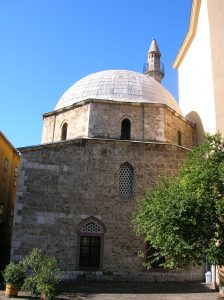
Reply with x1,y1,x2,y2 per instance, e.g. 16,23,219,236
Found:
54,69,182,115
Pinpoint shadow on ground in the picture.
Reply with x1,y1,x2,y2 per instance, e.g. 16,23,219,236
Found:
0,281,218,300
56,281,216,298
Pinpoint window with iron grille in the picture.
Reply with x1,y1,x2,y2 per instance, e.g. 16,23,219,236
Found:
119,162,133,197
79,236,100,269
79,220,103,270
81,221,102,233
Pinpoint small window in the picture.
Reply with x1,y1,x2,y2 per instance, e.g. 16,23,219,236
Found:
119,162,133,197
177,131,182,146
81,221,102,233
61,123,68,141
120,118,131,140
2,158,9,181
145,242,165,269
14,167,18,186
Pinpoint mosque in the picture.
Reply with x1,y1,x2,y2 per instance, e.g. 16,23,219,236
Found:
9,0,224,282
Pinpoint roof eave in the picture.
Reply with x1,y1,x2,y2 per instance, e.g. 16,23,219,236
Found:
0,131,20,156
173,0,202,69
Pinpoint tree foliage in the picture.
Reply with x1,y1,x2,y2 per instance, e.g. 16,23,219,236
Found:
22,248,62,300
133,134,224,269
1,262,26,288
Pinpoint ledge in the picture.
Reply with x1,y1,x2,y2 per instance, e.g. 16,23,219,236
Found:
18,137,191,153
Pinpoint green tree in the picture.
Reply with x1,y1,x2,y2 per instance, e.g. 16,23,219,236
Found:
133,134,224,269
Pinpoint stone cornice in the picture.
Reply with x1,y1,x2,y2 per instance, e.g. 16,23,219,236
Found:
173,0,202,69
18,137,191,153
42,98,194,127
43,99,180,118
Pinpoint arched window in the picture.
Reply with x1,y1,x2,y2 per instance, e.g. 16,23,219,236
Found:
119,162,133,197
81,221,102,233
77,217,106,270
120,118,131,140
61,123,68,141
177,130,182,146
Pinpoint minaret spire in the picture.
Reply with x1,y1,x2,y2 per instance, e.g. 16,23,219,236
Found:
143,38,164,83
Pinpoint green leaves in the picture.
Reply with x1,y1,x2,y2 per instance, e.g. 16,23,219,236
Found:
1,262,26,288
133,134,224,269
2,249,61,299
22,248,62,300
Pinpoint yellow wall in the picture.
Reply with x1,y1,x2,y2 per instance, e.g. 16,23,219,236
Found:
0,132,20,270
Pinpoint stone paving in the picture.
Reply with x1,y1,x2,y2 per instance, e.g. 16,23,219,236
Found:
0,281,222,300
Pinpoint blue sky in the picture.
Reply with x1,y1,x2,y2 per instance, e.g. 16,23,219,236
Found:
0,0,192,147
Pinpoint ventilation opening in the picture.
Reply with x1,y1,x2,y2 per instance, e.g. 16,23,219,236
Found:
81,221,102,233
121,119,131,140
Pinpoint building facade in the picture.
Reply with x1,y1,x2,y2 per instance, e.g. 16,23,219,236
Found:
10,39,205,282
0,132,20,271
173,0,224,140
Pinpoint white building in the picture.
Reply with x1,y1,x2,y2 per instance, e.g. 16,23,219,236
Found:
174,0,224,142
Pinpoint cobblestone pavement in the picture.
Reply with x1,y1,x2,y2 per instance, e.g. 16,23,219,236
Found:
0,281,222,300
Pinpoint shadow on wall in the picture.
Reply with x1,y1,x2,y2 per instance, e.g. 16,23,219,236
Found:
186,111,205,146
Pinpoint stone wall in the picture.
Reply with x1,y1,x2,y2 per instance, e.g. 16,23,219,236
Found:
164,108,195,148
41,101,195,148
89,102,165,142
41,104,90,143
11,138,203,281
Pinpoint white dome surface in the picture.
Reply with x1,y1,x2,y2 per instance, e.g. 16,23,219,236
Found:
55,70,182,115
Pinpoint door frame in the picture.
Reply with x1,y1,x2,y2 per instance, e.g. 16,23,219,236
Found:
76,217,106,271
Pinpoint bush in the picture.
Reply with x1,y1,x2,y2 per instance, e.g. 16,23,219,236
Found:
21,249,62,300
1,262,26,289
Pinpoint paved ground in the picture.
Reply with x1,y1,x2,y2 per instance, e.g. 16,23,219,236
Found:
0,281,222,300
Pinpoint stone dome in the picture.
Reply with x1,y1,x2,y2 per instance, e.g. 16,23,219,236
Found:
55,70,182,115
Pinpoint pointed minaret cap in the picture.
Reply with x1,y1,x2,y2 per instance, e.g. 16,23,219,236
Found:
144,38,164,83
148,38,161,55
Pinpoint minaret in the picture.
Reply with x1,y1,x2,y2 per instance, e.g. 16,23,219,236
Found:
144,38,164,83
